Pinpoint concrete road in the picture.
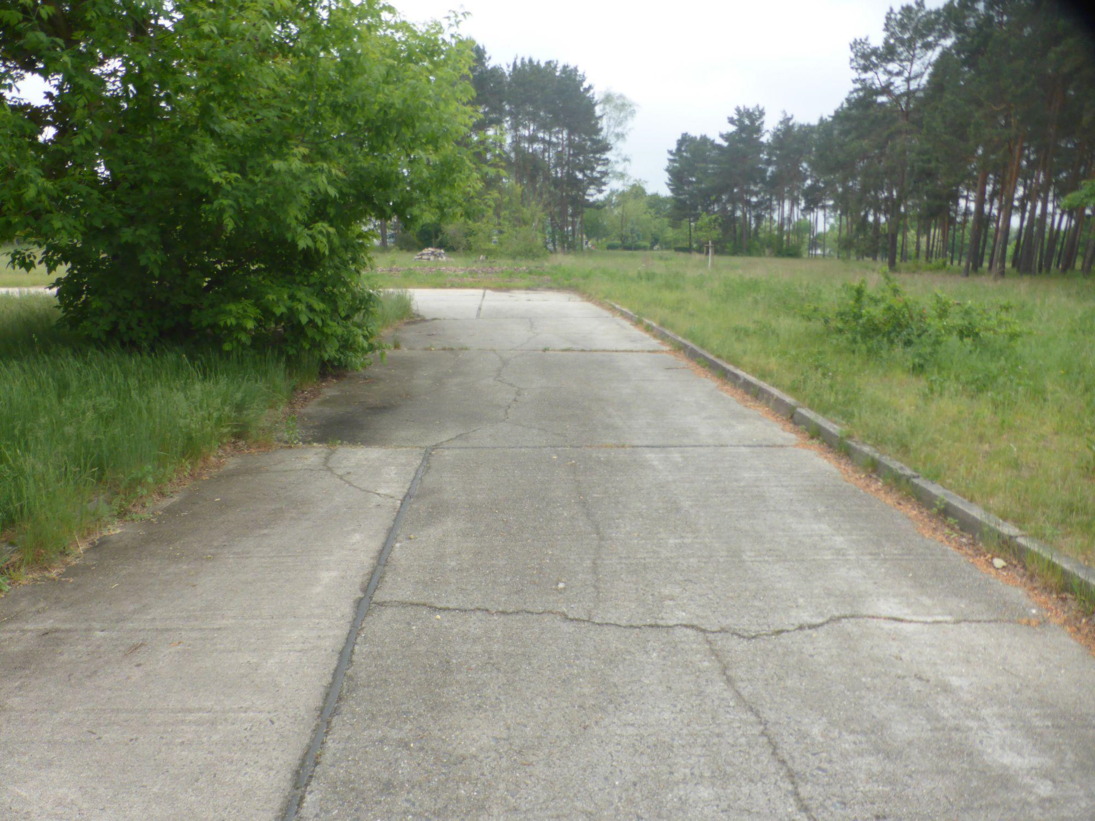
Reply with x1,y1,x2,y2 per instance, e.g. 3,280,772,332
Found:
0,286,54,297
2,289,1094,819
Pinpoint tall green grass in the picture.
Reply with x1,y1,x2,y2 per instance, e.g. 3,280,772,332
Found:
374,251,1095,566
374,287,414,329
0,290,413,581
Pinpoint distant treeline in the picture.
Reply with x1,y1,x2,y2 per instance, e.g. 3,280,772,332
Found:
468,49,611,253
666,0,1095,274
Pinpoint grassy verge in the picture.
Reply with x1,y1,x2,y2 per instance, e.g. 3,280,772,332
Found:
374,250,1095,567
0,290,413,586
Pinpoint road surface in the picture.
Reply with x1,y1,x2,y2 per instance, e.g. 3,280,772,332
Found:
2,289,1093,819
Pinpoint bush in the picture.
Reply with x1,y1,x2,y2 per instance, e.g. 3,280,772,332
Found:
394,232,422,252
1,1,479,367
496,227,549,260
807,275,1022,371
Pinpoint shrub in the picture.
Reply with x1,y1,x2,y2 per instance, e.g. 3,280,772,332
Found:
496,227,549,260
1,1,479,367
806,275,1022,372
394,232,422,252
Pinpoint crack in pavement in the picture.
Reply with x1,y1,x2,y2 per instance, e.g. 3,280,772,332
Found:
282,447,435,820
702,634,816,821
563,458,608,620
476,289,486,319
319,451,404,502
370,600,1029,640
430,350,562,448
490,351,562,440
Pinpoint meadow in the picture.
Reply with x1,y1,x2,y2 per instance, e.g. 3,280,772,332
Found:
375,249,1095,567
0,289,413,585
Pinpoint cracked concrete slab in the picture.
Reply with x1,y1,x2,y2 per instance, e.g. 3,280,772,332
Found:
299,350,794,448
297,604,806,820
407,288,485,319
398,316,665,352
295,289,1095,820
393,287,664,351
0,447,422,820
4,288,1094,819
709,619,1095,818
478,290,622,320
372,447,1034,633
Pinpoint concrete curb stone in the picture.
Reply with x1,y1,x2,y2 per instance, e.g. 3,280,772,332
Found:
608,300,1095,603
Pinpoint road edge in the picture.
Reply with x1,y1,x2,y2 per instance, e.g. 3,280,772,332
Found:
608,301,1095,604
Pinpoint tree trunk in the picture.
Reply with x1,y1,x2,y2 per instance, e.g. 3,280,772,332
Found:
965,168,989,276
1040,202,1062,273
981,177,999,270
992,135,1026,278
1063,210,1084,272
901,208,909,264
1026,85,1063,274
1054,149,1086,271
944,212,951,262
1083,229,1095,275
1013,178,1031,271
885,189,898,270
740,196,748,253
1016,171,1037,272
1053,212,1071,270
955,189,969,266
379,219,388,250
837,211,843,260
874,208,883,264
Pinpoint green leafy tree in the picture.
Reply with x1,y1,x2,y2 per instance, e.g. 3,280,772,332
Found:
719,105,767,253
666,133,718,250
850,0,944,271
694,212,722,246
1,0,479,365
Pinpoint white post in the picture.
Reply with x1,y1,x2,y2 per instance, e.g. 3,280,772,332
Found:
707,241,713,269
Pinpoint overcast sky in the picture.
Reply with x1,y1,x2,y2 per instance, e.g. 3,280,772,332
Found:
396,0,932,193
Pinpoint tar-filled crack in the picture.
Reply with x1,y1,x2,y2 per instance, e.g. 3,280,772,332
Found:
371,600,1025,640
282,447,434,821
702,634,816,820
475,288,486,319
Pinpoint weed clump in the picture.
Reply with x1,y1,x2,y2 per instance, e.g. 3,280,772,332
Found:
806,275,1021,373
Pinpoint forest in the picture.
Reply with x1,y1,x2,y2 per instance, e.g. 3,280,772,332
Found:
661,0,1095,275
406,0,1095,278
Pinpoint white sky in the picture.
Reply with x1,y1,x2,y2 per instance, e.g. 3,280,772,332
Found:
396,0,933,193
11,1,938,196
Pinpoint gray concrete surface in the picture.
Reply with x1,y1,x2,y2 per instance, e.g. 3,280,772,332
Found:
296,290,1095,819
2,288,1094,819
0,286,54,297
0,448,422,819
612,301,1095,603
